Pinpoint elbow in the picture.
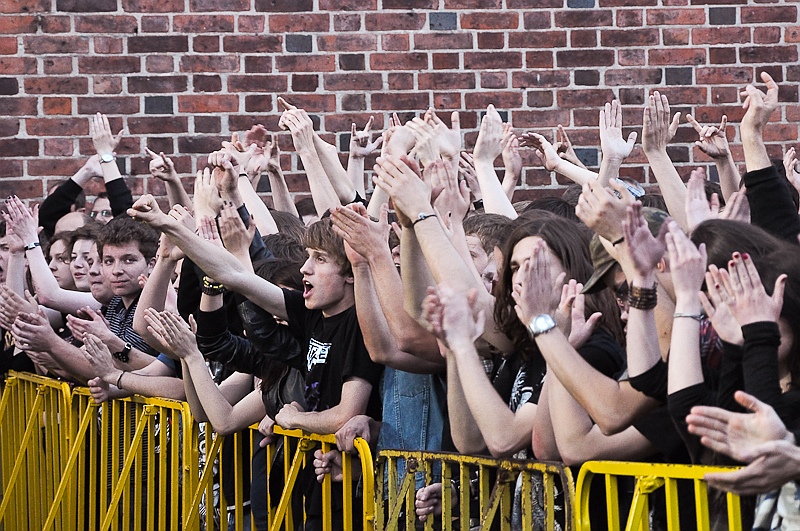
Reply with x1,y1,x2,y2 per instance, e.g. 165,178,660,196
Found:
37,291,55,308
215,423,238,437
559,447,588,468
531,433,560,462
595,417,627,437
484,433,522,459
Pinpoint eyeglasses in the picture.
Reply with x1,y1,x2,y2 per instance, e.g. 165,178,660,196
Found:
90,209,112,219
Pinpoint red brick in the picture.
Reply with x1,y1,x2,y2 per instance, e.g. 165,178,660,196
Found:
276,55,335,72
382,34,409,51
648,48,705,65
291,74,318,92
512,71,570,88
323,73,383,91
180,55,239,73
28,158,83,177
320,0,376,9
0,97,36,116
741,6,797,24
43,97,71,115
93,76,121,95
481,72,507,88
244,56,273,73
464,51,522,70
461,11,518,29
78,56,140,74
0,160,23,178
616,9,643,27
128,76,188,93
527,90,553,107
25,77,88,94
0,56,35,74
0,37,16,54
174,15,235,32
318,34,377,52
370,52,428,70
42,56,73,74
129,36,189,53
269,13,329,32
478,32,504,49
645,8,705,24
754,27,781,45
0,0,49,13
557,89,615,108
555,10,613,27
242,96,278,113
193,35,219,52
508,31,567,48
75,15,138,33
93,36,122,54
255,0,313,11
556,49,614,67
178,95,239,114
601,28,659,47
223,35,282,53
692,27,750,45
146,56,175,73
740,46,798,64
512,109,571,128
523,11,553,29
514,0,561,8
44,138,74,157
77,97,139,115
128,117,189,134
27,118,88,137
372,92,430,110
122,0,185,11
600,0,656,6
0,178,41,196
605,68,662,86
0,138,37,157
692,105,746,124
711,87,739,104
383,0,436,7
334,13,361,31
140,16,169,32
465,91,523,109
40,15,70,33
190,0,250,11
365,12,425,31
618,49,645,65
388,73,413,90
525,51,554,68
419,72,476,90
662,28,689,45
432,52,459,69
24,36,89,54
238,15,266,33
414,32,473,50
0,15,38,33
0,119,20,137
228,74,289,92
660,86,708,104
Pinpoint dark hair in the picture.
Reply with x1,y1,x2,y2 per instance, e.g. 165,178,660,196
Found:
270,209,306,244
67,223,102,255
253,257,303,291
96,215,160,261
46,231,73,261
704,181,726,208
463,213,514,255
523,196,581,224
303,218,351,276
561,184,583,207
494,212,625,357
639,193,668,211
295,197,317,218
0,220,6,238
691,219,790,270
262,232,307,263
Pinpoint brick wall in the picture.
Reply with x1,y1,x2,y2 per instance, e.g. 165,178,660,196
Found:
0,0,798,205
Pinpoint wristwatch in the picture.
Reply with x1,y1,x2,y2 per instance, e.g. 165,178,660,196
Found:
112,342,132,363
527,314,556,338
100,153,115,164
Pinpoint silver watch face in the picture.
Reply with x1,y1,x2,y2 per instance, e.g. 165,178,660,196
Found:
531,314,556,335
101,153,114,163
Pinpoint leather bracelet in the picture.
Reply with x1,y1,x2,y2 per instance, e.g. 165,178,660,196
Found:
116,371,124,390
412,213,436,227
612,236,624,246
674,312,703,322
628,283,657,310
202,275,225,296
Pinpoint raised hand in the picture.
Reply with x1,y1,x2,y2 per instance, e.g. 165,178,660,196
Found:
66,307,113,344
553,279,601,349
406,113,440,167
519,132,563,172
664,221,707,303
472,105,505,163
438,283,485,349
783,147,800,195
143,309,199,359
618,202,668,281
511,239,566,326
193,167,224,219
349,117,382,159
458,152,481,201
330,202,389,264
699,265,744,345
429,110,461,161
718,252,785,327
574,179,632,244
11,311,59,353
167,203,195,231
3,195,39,246
641,91,681,155
685,167,720,233
740,71,779,133
128,194,168,227
198,215,224,248
686,114,730,160
90,112,122,157
0,287,37,330
80,332,117,381
373,155,432,225
430,159,470,225
146,148,178,182
501,124,522,186
207,149,239,195
244,124,269,150
599,100,637,162
718,190,750,224
218,202,256,257
553,124,586,168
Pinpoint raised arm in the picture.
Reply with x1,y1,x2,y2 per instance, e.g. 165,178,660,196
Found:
90,112,133,216
39,156,101,237
520,132,598,186
686,114,739,200
347,118,382,197
472,105,517,219
597,100,637,187
128,196,288,320
263,134,299,216
641,92,687,230
146,148,191,208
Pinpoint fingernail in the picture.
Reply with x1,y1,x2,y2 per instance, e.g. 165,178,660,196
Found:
742,252,749,260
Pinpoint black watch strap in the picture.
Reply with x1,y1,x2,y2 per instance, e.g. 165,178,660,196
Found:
113,342,132,363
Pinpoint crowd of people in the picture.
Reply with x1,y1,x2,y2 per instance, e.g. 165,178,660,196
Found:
2,70,800,529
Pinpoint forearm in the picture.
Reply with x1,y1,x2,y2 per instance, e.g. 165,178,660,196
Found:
445,355,486,455
50,341,97,385
501,170,517,201
368,252,441,360
116,370,185,400
597,157,623,188
28,247,100,313
181,361,209,422
266,168,299,216
473,159,517,219
625,273,662,377
741,127,772,173
184,354,239,428
666,298,704,395
348,155,366,197
5,253,25,295
133,256,177,344
552,158,598,186
164,176,192,209
715,153,740,201
644,150,688,230
400,227,436,320
531,377,560,460
297,147,341,216
238,176,278,235
313,135,356,205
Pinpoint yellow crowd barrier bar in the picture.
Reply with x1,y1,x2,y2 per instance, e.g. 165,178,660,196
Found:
266,425,375,531
376,450,576,531
575,461,744,531
0,371,74,531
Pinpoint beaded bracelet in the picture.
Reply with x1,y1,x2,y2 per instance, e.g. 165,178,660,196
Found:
628,283,658,310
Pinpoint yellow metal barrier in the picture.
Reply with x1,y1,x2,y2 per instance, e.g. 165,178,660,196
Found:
376,450,575,531
0,371,74,531
575,461,744,531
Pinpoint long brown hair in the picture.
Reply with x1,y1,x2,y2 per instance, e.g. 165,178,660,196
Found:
494,211,625,358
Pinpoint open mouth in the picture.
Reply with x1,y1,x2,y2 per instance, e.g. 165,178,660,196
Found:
303,280,314,299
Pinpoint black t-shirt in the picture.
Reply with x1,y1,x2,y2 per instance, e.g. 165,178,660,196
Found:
283,288,382,422
0,327,34,377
